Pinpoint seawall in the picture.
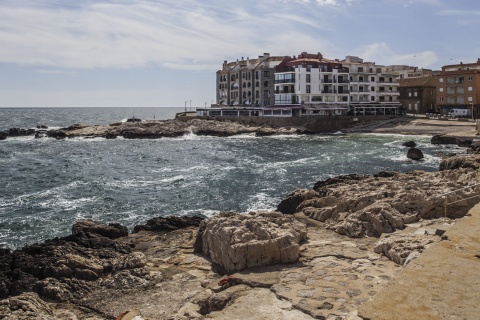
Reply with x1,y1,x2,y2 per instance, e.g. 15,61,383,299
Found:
176,115,398,133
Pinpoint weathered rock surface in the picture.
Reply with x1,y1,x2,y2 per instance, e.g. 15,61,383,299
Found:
277,156,480,238
40,118,301,139
0,220,132,302
374,233,438,265
194,211,307,273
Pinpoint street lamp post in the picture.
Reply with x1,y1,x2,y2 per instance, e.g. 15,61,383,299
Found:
184,100,187,112
471,102,474,121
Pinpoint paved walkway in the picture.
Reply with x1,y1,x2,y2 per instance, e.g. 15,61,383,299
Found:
358,203,480,320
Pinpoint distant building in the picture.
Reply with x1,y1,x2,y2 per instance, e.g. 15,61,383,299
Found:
435,59,480,114
399,76,437,114
341,56,401,115
215,53,285,108
387,65,433,80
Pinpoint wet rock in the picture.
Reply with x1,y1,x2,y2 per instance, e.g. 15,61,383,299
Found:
431,135,459,145
0,132,7,140
277,189,319,214
72,220,128,239
407,147,424,160
133,215,204,233
105,132,117,139
8,128,35,136
402,141,416,148
194,211,307,273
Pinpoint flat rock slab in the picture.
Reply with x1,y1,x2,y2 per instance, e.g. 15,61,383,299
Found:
359,203,480,320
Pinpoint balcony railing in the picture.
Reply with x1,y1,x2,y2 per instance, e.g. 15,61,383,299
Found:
274,79,296,84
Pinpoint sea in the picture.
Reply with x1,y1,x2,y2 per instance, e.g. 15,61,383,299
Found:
0,107,464,250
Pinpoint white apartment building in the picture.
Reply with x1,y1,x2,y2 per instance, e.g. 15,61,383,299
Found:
341,56,401,114
273,52,350,116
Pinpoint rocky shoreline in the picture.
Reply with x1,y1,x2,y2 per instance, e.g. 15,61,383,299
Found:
2,150,480,319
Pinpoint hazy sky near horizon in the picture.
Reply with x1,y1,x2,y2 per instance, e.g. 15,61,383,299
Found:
0,0,478,108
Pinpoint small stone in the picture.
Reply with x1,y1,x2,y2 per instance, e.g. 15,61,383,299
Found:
322,287,340,294
346,289,362,297
318,302,334,310
297,289,315,298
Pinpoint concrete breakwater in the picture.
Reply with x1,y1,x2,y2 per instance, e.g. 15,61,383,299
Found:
1,154,480,319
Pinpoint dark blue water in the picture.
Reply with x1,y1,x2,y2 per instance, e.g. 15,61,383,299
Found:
0,108,463,249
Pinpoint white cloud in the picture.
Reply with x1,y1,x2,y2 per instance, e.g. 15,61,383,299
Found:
0,0,339,71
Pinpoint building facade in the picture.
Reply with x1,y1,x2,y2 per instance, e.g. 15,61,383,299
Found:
399,76,437,114
216,53,285,108
273,52,349,115
435,60,480,114
341,56,401,115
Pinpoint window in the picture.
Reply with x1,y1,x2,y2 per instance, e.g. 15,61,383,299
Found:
371,86,375,91
370,77,375,82
256,81,259,87
440,97,444,102
468,97,473,102
439,88,444,92
306,85,311,93
371,96,375,101
408,92,412,97
255,71,259,80
264,90,270,98
468,76,473,81
264,81,269,87
306,74,311,83
264,70,270,77
468,86,473,91
358,67,364,72
439,78,444,83
307,64,312,72
414,92,418,97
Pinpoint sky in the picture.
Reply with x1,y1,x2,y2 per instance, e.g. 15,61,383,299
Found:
0,0,478,108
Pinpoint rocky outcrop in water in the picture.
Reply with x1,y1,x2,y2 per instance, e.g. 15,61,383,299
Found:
36,119,301,139
277,157,480,238
194,211,307,273
406,147,424,160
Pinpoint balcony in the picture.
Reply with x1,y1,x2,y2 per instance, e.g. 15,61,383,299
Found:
274,79,296,84
338,79,350,83
322,79,334,84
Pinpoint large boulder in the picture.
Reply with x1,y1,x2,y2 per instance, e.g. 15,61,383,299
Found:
407,147,424,160
194,211,307,273
0,132,6,140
